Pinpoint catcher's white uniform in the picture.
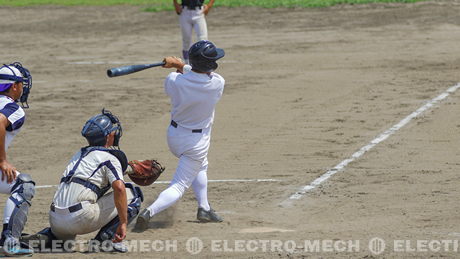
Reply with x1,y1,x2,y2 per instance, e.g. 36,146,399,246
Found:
145,64,224,216
50,148,135,240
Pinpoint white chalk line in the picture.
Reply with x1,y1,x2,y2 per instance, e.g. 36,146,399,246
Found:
280,83,460,207
35,178,280,189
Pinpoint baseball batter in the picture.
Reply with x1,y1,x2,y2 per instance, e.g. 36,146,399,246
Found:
136,40,225,230
0,63,35,256
25,109,143,253
174,0,216,64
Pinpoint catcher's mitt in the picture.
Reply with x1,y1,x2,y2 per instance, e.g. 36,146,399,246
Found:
127,159,165,186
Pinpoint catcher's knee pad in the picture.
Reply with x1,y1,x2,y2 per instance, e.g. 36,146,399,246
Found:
126,184,142,218
125,182,144,203
4,174,35,239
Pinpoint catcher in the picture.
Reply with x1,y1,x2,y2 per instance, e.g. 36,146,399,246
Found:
23,109,163,253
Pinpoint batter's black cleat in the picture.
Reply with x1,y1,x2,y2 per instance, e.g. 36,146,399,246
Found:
135,209,151,231
197,208,223,223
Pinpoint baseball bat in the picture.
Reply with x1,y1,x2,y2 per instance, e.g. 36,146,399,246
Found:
107,61,166,77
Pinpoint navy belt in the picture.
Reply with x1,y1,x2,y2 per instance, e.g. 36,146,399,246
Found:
50,202,83,213
171,120,202,133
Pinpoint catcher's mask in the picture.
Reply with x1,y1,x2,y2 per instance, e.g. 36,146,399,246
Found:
81,108,123,147
188,40,225,73
0,62,33,108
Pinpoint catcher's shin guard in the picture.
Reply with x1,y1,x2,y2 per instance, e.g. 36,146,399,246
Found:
1,174,35,243
94,184,143,241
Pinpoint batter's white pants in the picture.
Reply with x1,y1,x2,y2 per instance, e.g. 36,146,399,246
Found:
0,171,24,224
49,188,134,240
147,124,212,216
179,6,208,54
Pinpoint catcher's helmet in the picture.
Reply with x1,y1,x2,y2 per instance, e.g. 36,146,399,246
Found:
0,62,32,108
188,40,225,73
81,109,123,147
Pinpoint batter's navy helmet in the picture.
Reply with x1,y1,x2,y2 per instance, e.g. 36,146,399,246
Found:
188,40,225,73
0,62,32,108
81,109,123,147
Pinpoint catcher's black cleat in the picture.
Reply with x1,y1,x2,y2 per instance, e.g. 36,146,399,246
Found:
135,209,151,231
197,208,223,223
20,233,50,250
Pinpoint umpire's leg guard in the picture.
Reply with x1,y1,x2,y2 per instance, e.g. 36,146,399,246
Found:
1,174,35,243
94,183,143,242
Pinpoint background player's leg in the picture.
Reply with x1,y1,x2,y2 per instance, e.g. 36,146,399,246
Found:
193,11,208,41
179,10,193,63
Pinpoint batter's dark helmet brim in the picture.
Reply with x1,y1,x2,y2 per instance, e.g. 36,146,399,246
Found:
205,48,225,60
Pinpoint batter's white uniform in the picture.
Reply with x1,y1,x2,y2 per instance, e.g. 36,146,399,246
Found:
50,149,134,240
146,65,225,216
0,96,26,224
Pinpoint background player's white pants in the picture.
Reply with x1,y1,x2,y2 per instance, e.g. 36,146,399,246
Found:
49,188,134,240
147,125,212,216
179,7,208,53
0,171,23,224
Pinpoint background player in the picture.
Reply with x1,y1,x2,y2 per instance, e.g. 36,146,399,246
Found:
26,109,143,253
0,63,35,256
173,0,216,64
136,40,225,230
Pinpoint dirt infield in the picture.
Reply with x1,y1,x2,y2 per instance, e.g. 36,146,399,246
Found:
1,1,460,257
